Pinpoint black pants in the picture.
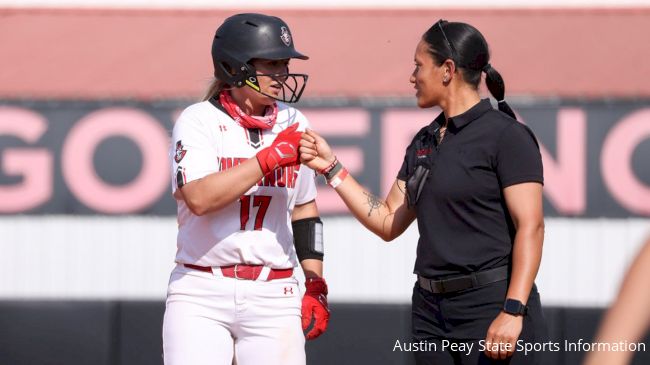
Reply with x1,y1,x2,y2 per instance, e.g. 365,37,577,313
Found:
411,280,547,365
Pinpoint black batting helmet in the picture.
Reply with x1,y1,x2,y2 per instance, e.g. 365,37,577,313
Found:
211,13,309,103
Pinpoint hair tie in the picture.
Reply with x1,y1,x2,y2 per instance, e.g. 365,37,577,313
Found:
482,63,491,73
497,99,506,104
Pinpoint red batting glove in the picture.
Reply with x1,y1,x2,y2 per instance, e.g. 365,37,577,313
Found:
302,277,330,340
256,124,302,176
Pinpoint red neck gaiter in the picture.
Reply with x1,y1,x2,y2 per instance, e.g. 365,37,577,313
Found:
219,90,278,130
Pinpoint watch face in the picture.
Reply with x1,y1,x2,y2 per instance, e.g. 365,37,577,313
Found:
504,299,523,314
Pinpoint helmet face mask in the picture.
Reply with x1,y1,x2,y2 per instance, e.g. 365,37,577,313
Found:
244,72,308,104
212,13,309,103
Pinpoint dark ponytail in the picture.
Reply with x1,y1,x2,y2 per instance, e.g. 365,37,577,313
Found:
423,20,517,120
483,64,516,119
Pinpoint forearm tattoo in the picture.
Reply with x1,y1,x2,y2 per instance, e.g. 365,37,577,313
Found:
363,192,384,217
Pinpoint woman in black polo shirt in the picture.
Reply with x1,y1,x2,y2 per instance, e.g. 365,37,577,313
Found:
300,19,546,364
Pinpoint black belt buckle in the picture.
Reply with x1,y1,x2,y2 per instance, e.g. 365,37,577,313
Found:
421,276,471,294
440,276,473,293
419,266,509,295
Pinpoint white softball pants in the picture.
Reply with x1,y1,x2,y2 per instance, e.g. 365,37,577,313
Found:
162,264,305,365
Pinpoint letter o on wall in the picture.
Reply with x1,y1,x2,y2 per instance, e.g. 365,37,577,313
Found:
62,108,169,213
601,108,650,215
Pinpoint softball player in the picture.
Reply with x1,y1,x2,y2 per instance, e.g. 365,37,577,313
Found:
163,13,329,365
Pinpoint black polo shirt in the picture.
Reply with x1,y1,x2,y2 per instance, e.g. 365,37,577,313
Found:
398,99,543,279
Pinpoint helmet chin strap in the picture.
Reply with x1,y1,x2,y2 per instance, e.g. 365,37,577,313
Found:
244,73,308,103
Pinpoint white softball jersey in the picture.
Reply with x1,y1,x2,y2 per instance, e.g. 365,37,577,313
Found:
170,100,317,269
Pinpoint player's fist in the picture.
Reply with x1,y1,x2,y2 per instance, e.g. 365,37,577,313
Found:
256,123,302,176
302,277,330,340
299,129,335,171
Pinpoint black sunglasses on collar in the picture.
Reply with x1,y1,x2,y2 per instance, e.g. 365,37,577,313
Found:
435,19,458,63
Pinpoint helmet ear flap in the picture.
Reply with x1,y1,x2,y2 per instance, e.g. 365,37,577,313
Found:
213,50,256,88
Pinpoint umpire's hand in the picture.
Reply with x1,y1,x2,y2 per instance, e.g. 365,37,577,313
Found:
299,128,335,172
484,312,523,360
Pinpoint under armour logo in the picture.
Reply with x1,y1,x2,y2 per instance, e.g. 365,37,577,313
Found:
284,287,294,295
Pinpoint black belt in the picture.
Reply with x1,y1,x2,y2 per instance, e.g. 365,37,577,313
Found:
418,266,509,294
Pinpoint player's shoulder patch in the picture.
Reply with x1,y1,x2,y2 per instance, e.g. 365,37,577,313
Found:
174,140,187,163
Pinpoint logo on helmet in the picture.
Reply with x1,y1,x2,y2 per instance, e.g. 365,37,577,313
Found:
280,26,291,46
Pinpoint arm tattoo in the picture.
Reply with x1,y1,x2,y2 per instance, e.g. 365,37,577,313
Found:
397,181,406,195
363,192,384,217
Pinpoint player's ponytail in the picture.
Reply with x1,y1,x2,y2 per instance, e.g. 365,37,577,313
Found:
202,78,227,101
483,64,516,120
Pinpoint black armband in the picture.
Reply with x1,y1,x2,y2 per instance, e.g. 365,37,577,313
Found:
292,217,324,261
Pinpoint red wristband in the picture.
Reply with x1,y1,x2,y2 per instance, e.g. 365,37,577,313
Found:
318,157,338,176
